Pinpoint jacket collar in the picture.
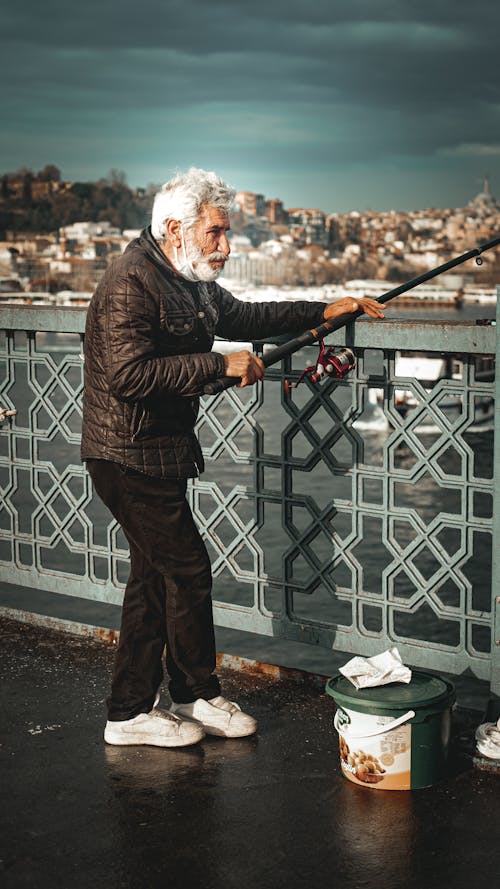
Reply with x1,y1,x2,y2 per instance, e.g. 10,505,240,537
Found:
131,227,205,304
131,226,178,277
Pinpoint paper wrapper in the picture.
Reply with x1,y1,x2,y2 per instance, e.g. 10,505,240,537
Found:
339,646,412,689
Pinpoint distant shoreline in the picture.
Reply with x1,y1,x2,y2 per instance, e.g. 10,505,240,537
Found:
0,281,497,310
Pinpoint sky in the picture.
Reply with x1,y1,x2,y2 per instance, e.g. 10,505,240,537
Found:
1,0,500,214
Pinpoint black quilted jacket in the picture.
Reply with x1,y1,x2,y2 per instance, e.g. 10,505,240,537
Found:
81,227,327,478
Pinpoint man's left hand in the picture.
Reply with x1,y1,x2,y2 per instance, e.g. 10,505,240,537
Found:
323,296,387,322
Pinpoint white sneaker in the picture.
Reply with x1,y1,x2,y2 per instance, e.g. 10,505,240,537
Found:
104,707,205,748
170,696,257,738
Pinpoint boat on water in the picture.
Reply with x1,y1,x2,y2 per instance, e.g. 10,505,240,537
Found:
354,352,494,434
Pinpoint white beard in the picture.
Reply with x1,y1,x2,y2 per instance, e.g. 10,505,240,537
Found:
174,230,227,282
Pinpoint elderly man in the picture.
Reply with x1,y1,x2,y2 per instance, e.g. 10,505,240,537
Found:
81,168,384,747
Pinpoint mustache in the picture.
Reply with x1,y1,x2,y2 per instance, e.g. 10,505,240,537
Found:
206,252,228,263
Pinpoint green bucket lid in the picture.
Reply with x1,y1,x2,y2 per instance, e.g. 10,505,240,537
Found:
326,670,455,714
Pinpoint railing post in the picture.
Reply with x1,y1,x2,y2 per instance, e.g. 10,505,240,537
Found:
488,286,500,718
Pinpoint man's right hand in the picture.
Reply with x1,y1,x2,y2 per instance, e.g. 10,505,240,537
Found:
223,350,265,388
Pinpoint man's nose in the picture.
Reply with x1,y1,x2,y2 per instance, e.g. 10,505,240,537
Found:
219,233,230,256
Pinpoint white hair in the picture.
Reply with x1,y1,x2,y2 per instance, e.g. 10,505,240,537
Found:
151,167,236,241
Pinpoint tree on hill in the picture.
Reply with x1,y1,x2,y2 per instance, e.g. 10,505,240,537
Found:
37,164,61,182
0,165,152,235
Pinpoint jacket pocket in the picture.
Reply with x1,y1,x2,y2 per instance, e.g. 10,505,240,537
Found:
160,294,197,337
130,402,146,442
161,307,195,336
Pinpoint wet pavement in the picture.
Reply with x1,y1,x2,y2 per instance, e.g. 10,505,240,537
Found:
1,615,499,889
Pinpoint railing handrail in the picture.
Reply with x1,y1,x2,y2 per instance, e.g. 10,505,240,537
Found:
0,304,496,354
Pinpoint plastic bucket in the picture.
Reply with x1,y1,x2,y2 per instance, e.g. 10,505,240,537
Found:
326,670,455,790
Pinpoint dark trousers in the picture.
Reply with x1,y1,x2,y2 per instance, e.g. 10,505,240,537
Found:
87,460,221,720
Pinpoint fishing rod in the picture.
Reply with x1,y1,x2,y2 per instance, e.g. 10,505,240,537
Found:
202,234,500,396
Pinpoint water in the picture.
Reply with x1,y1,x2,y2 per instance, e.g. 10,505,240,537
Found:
1,301,496,673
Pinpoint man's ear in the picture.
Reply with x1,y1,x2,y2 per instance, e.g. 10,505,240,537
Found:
165,218,182,248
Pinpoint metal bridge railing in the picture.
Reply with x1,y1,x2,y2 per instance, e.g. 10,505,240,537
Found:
0,300,499,699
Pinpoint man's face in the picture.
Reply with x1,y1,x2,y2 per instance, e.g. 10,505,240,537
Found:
183,204,231,281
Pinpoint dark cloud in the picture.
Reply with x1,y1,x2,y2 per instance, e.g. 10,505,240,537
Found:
2,1,498,49
1,0,499,210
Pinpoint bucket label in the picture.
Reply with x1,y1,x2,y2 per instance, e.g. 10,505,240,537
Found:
336,708,350,728
339,725,411,791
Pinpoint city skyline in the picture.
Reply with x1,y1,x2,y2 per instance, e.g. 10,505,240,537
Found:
1,1,499,214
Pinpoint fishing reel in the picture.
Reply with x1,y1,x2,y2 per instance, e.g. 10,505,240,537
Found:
284,339,356,395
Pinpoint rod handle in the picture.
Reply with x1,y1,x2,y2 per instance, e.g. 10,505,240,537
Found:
203,375,241,395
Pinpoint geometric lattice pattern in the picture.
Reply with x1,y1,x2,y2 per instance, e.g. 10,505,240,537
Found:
0,312,497,687
0,328,128,603
196,343,494,680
